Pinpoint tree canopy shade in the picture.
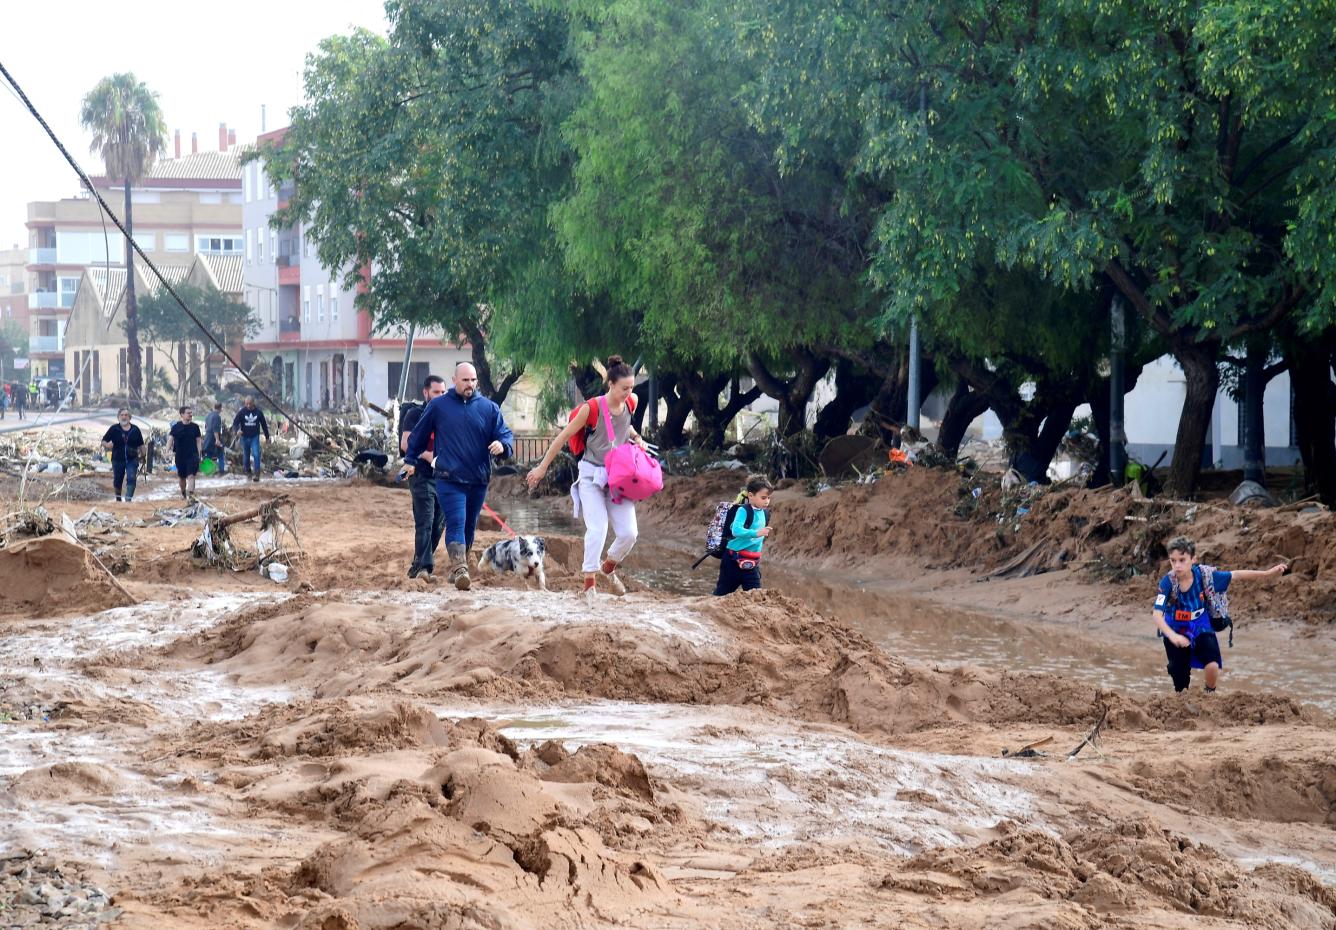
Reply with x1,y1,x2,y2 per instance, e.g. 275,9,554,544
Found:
80,73,167,404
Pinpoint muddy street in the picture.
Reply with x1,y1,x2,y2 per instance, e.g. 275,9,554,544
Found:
2,472,1334,929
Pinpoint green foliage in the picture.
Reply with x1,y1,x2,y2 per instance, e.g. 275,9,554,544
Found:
79,73,167,184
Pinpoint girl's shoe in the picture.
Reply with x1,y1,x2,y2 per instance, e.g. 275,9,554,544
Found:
600,559,626,596
583,575,598,605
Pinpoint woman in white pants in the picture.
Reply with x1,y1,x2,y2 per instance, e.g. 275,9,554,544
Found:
527,356,652,602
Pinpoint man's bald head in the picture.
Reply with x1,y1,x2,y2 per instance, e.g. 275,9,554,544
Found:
454,362,478,398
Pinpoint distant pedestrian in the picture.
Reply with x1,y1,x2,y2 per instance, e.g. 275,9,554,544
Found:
1153,536,1287,694
403,363,514,590
0,386,7,420
400,374,447,582
202,402,225,475
101,408,145,502
13,382,25,420
712,475,774,596
232,397,270,482
166,405,203,499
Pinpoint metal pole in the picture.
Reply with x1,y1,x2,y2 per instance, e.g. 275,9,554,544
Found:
1242,341,1266,484
907,81,927,434
1110,295,1127,485
395,321,417,405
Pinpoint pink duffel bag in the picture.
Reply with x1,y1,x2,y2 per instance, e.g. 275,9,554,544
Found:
601,396,663,503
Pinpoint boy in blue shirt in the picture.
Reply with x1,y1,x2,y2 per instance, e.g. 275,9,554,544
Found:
713,475,774,596
1153,536,1287,693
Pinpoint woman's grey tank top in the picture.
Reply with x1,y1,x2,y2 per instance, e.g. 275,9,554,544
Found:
583,397,632,467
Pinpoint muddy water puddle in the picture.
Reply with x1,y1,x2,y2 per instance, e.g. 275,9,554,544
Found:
488,499,1336,712
453,699,1042,853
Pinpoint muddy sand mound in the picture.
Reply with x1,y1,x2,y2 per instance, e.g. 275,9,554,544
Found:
882,817,1336,930
0,535,133,617
153,589,1323,739
7,761,130,801
642,470,1336,625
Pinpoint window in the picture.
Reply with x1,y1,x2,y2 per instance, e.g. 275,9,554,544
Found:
132,190,161,204
164,233,189,252
228,192,243,205
268,230,275,261
245,229,252,263
303,283,310,322
317,288,324,322
330,286,339,321
199,192,222,205
133,229,156,251
55,230,122,264
196,235,243,254
59,276,79,308
258,228,265,263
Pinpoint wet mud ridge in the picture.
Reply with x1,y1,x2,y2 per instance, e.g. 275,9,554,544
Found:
2,479,1335,929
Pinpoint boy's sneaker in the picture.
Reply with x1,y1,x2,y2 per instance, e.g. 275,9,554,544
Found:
599,559,626,596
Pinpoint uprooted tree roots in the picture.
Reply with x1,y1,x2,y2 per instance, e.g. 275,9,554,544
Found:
191,495,303,573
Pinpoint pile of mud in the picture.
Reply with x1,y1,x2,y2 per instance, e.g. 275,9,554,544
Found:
639,469,1336,626
0,535,133,618
133,699,675,929
142,588,1322,739
881,817,1336,929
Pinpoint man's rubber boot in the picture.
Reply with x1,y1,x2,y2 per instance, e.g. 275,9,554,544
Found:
600,559,627,596
448,543,471,591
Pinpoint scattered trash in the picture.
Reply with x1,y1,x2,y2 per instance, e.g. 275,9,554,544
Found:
1228,479,1279,508
156,501,213,527
190,495,301,574
264,562,289,583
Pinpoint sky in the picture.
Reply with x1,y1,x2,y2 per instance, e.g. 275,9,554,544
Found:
0,0,388,250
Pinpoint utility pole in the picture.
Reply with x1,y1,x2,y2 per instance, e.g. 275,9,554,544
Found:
1242,340,1266,484
907,82,927,433
396,321,417,406
1110,295,1127,485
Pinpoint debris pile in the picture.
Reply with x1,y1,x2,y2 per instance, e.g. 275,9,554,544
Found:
0,851,120,928
190,494,302,576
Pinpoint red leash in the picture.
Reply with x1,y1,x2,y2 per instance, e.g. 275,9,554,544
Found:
482,502,518,539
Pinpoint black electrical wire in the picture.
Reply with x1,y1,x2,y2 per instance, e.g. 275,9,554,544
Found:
0,57,349,462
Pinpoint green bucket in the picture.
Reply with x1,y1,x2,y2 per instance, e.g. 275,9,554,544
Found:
199,457,218,476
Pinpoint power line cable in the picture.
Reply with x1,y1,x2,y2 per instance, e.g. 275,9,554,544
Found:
0,57,350,466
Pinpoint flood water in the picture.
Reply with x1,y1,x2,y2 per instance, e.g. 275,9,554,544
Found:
490,497,1336,714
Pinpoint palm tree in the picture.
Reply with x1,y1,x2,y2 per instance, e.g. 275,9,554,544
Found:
80,73,167,403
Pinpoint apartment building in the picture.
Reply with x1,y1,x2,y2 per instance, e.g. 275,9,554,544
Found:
240,127,469,412
0,246,27,330
24,125,243,379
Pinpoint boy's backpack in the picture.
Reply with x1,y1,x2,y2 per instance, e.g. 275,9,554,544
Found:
1165,564,1234,647
567,395,637,458
691,501,755,569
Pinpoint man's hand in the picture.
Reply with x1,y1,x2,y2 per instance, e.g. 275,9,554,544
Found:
488,440,505,456
399,464,415,479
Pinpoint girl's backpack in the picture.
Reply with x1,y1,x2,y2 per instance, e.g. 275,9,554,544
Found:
692,501,755,569
600,397,662,503
566,395,637,459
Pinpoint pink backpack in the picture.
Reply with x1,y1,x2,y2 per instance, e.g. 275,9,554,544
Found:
600,396,663,503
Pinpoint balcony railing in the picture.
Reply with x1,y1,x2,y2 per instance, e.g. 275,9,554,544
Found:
30,334,64,353
28,291,58,309
28,247,56,264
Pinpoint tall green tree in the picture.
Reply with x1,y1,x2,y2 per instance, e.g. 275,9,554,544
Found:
133,283,257,405
258,0,590,403
80,73,167,404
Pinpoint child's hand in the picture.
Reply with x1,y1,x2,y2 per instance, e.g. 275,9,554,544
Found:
1268,562,1288,577
1168,632,1190,648
757,527,772,537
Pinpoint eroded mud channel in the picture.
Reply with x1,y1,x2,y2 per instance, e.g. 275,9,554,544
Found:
3,500,1336,928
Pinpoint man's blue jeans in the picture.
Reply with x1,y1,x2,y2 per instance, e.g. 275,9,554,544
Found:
242,436,262,475
434,479,488,550
113,456,139,500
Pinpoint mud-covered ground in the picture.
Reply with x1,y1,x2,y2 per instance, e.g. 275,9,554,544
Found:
2,465,1335,929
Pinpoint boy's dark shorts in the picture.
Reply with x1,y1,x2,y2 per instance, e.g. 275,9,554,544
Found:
1164,631,1223,691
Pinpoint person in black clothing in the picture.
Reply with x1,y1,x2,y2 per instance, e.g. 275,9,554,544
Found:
232,397,270,482
203,402,225,475
166,405,204,500
12,382,25,420
101,408,145,502
401,374,447,581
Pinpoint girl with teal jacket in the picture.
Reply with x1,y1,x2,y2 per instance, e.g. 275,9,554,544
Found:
713,474,774,596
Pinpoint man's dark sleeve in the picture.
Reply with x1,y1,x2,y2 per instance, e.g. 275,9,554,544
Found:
258,411,270,440
405,402,436,465
101,426,116,444
231,410,244,432
492,404,515,458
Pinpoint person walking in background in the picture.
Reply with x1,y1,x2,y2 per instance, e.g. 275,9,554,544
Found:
166,405,204,500
403,362,514,590
13,382,25,420
526,356,653,604
713,475,774,596
202,402,225,475
101,408,145,502
400,374,447,582
232,396,270,482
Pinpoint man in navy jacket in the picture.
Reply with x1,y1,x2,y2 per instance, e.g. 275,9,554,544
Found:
404,362,514,589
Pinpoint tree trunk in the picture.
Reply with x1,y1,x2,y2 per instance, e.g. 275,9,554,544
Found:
680,371,762,449
461,321,522,405
1165,342,1221,499
747,349,831,437
123,179,143,403
658,375,692,448
1289,333,1336,505
813,358,881,441
1030,395,1079,479
938,380,991,457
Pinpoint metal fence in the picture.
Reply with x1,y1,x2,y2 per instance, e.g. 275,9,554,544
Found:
511,434,551,463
